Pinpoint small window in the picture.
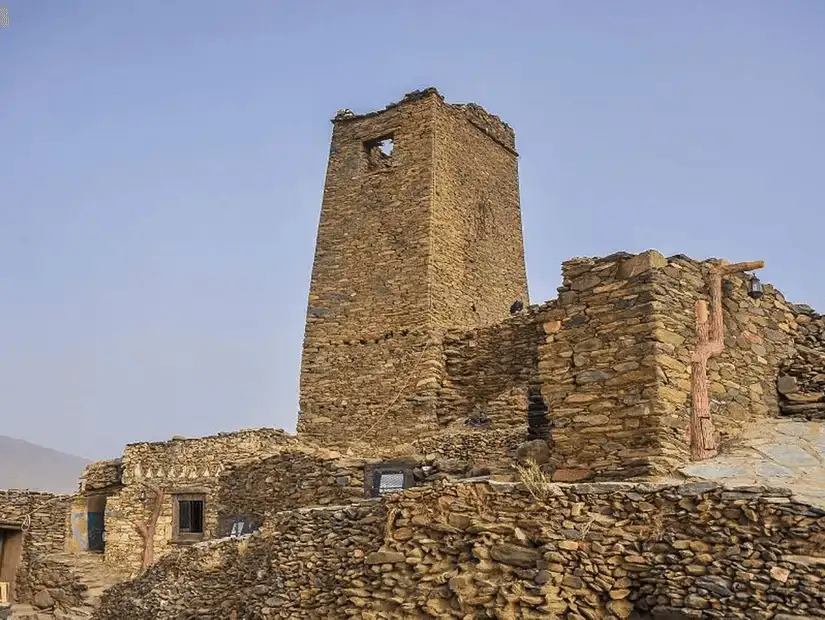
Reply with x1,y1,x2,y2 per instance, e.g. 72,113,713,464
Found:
378,471,405,494
370,468,408,497
173,494,205,542
365,135,394,170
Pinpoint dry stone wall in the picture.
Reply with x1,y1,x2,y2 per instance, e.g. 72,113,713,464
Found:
78,459,123,494
215,446,488,537
537,253,666,481
646,255,800,468
297,90,440,448
411,428,526,473
298,88,528,452
779,307,825,420
93,480,825,619
298,333,442,451
215,447,367,536
439,308,543,428
0,491,84,608
103,428,298,573
430,97,527,332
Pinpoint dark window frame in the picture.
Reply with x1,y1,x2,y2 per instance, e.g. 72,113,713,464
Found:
172,493,205,543
364,460,415,498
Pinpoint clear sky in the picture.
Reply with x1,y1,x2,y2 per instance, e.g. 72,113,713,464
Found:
1,1,823,460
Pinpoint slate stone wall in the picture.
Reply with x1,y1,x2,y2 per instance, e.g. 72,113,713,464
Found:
779,307,825,419
92,480,825,619
297,88,527,452
0,490,83,607
103,428,298,573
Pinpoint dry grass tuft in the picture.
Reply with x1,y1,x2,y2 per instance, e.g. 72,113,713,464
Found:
515,458,551,502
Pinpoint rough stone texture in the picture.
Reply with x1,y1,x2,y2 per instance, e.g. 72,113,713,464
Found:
537,252,666,481
0,491,84,608
103,428,299,573
78,460,122,494
215,447,367,536
298,87,528,451
411,427,526,471
779,306,825,420
648,256,800,466
680,419,825,509
93,480,825,619
438,307,544,428
215,445,487,539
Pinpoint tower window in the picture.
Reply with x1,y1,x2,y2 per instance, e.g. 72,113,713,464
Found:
365,135,394,170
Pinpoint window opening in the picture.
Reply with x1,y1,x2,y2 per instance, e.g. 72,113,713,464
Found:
365,135,394,170
178,499,204,534
173,494,206,542
372,469,405,496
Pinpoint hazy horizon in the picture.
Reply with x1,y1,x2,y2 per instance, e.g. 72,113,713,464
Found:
2,1,823,460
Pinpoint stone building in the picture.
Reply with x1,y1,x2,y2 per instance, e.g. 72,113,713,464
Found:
2,87,825,618
298,87,529,450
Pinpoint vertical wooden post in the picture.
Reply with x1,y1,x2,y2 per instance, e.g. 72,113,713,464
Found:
133,484,165,568
688,260,764,460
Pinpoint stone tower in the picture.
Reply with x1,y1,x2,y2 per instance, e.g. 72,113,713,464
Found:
297,88,528,449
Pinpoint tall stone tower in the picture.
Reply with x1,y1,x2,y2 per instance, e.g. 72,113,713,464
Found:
297,88,528,449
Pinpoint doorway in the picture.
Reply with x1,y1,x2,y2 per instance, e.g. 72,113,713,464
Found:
87,495,107,553
0,527,23,602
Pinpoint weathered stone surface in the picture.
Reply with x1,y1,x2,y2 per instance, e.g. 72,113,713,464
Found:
0,491,85,608
489,543,539,567
617,249,667,279
92,480,825,620
514,439,550,465
32,590,54,610
104,428,300,572
297,88,528,450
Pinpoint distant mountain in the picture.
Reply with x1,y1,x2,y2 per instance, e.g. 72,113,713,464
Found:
0,435,90,494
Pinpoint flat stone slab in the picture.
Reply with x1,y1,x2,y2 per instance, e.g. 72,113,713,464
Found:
681,421,825,510
758,444,820,468
754,462,795,478
680,464,750,479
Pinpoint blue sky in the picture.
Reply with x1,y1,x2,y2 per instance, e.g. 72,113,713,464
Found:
1,1,823,460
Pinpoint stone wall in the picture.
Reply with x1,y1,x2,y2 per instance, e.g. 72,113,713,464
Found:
297,89,441,448
298,248,819,482
645,255,800,468
430,97,527,332
298,332,442,451
439,307,543,428
79,459,123,494
537,253,666,481
298,87,528,451
529,250,815,481
93,480,825,619
411,427,526,472
103,428,298,572
214,447,366,537
0,491,84,608
215,446,488,537
779,306,825,419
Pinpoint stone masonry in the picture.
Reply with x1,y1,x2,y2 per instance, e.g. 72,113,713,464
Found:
93,479,825,619
0,491,84,610
298,88,528,451
778,305,825,420
6,87,825,618
103,428,298,573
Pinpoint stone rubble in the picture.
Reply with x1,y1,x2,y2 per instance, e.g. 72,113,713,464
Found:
92,480,825,619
